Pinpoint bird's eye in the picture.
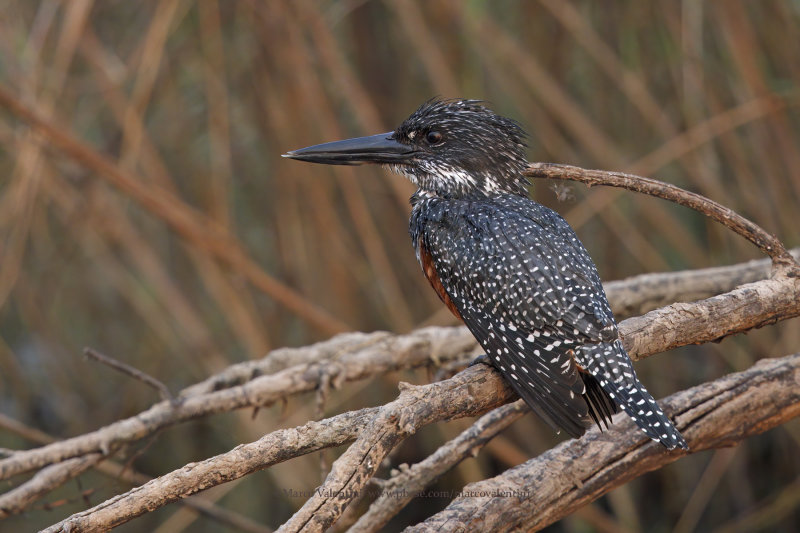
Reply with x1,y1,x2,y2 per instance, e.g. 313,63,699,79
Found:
425,131,443,145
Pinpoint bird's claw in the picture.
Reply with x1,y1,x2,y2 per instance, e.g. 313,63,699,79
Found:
468,353,491,367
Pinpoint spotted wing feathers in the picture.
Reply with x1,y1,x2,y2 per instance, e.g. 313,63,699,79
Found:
458,306,595,437
415,194,686,449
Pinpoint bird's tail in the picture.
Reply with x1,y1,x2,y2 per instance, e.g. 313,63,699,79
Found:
581,341,688,450
578,367,618,431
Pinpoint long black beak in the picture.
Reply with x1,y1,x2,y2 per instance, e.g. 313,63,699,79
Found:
282,132,414,165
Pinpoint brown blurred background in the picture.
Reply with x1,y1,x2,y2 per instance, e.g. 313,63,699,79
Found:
1,1,799,531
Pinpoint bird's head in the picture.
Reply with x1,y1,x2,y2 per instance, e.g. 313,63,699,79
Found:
283,99,530,198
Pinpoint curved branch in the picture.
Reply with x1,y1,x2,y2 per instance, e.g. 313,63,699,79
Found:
524,163,799,270
406,352,800,532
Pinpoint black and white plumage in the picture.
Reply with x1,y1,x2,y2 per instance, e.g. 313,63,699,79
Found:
285,98,688,450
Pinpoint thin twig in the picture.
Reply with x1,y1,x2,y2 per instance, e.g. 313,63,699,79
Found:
524,163,799,270
84,347,175,403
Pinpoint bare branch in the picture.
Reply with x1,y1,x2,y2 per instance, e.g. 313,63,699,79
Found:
405,352,800,532
0,327,476,482
349,400,529,533
2,254,797,524
0,415,272,533
40,371,516,533
0,454,104,519
620,276,800,359
167,252,800,398
38,407,379,532
180,328,477,397
84,347,175,403
524,163,799,269
604,249,799,318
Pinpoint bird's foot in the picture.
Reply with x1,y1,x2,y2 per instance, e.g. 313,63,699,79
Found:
468,353,491,367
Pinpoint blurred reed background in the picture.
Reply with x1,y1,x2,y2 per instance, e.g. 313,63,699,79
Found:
1,1,799,531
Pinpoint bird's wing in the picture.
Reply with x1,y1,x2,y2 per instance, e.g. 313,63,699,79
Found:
420,197,622,435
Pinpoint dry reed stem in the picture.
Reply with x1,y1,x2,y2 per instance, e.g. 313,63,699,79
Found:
0,83,350,336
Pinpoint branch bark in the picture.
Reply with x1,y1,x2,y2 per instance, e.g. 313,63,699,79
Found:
41,369,517,533
0,454,104,519
604,249,800,318
405,352,800,532
349,401,529,533
620,274,800,359
273,368,516,533
36,408,379,532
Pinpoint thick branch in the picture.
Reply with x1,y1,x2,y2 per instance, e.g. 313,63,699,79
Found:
605,249,799,318
37,407,381,533
406,352,800,532
524,163,798,269
620,276,800,359
42,369,517,533
0,328,477,481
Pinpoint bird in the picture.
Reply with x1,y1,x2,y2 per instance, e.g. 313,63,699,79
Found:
284,98,688,450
